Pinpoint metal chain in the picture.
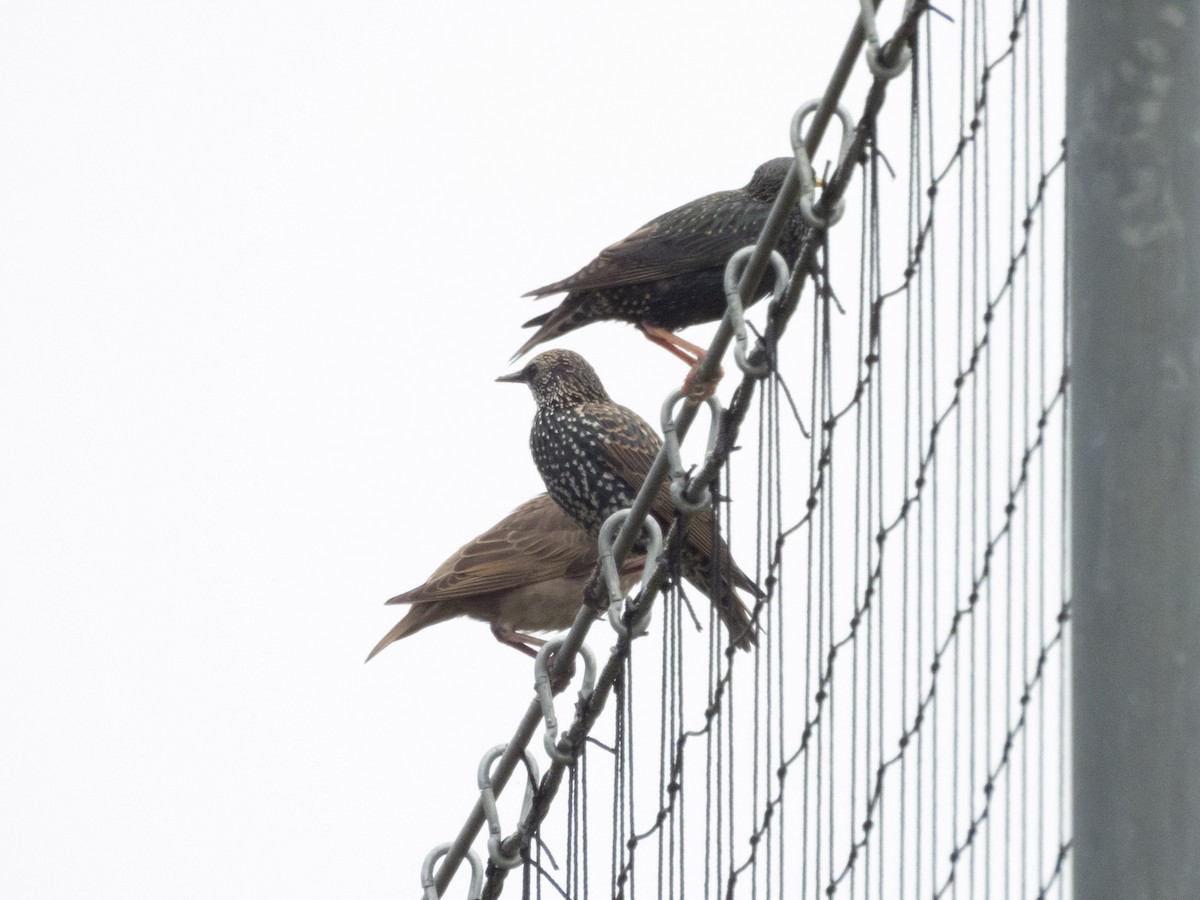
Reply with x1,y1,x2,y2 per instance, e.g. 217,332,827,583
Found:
597,508,664,638
421,2,931,892
533,639,597,764
791,100,858,228
722,246,791,379
859,0,915,77
476,745,540,869
660,391,723,513
421,844,482,900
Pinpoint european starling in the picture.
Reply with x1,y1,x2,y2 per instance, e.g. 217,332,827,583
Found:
497,349,761,650
515,157,803,390
367,493,644,662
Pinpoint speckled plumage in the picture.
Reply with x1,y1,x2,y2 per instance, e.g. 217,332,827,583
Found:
367,493,643,661
498,350,761,650
514,157,805,359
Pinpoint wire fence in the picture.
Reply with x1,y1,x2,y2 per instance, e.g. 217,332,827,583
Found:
421,1,1070,897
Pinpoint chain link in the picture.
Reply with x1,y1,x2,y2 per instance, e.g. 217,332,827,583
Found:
476,744,540,869
722,245,791,378
790,100,857,228
660,390,723,514
597,508,663,638
421,843,482,900
533,638,598,764
859,0,915,77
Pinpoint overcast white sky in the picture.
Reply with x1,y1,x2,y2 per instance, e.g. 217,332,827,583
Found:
0,2,905,896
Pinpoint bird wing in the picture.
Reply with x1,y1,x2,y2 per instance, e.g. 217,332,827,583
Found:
585,401,724,564
589,402,762,601
524,190,771,296
387,495,595,605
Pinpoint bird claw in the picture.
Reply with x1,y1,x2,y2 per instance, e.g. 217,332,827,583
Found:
682,362,724,402
583,567,607,612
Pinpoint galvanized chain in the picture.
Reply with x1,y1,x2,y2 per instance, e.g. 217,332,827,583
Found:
423,2,930,893
791,100,858,229
476,745,540,869
422,843,482,900
722,245,791,378
596,508,663,638
533,638,597,764
859,0,914,77
660,391,723,513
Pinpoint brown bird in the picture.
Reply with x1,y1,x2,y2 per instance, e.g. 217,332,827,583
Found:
497,349,761,650
367,493,644,662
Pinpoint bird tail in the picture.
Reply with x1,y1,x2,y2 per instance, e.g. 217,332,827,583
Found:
511,297,592,362
682,544,763,652
365,603,444,663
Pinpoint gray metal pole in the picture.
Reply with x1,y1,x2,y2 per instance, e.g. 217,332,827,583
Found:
1068,3,1200,898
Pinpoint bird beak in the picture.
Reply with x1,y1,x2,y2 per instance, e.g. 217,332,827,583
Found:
495,370,527,384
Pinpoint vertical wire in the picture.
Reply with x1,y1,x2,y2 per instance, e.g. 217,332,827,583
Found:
979,2,997,895
1005,2,1019,897
804,224,822,900
821,239,836,898
851,155,871,900
772,338,785,900
1057,56,1069,899
953,2,970,896
673,570,682,899
677,552,689,897
705,541,716,900
1019,3,1033,895
582,743,590,900
921,10,940,899
816,259,835,897
714,607,722,900
864,130,881,900
964,0,984,897
724,462,736,896
1034,0,1048,889
899,40,917,900
878,162,888,900
658,540,671,900
753,387,766,900
613,664,624,896
627,650,636,900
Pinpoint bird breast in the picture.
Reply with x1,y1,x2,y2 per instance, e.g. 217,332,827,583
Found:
530,408,639,534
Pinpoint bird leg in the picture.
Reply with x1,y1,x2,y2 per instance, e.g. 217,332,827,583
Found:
490,623,547,659
639,324,723,401
639,323,705,366
490,624,577,692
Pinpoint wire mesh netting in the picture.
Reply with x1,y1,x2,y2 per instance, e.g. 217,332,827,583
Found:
431,3,1072,898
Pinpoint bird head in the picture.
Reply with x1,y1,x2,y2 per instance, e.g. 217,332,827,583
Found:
746,157,793,202
496,349,612,408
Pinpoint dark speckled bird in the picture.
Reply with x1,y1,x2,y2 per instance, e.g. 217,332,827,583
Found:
367,493,645,662
515,157,804,379
497,349,761,650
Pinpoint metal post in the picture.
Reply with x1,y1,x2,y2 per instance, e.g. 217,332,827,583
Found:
1068,3,1200,898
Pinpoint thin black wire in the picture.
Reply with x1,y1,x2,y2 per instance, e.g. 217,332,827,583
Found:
932,598,1071,900
723,148,1065,890
826,380,1069,895
899,28,921,897
849,171,869,900
817,233,835,899
547,8,1070,900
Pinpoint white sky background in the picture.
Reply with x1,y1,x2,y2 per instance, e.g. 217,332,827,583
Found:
0,2,901,897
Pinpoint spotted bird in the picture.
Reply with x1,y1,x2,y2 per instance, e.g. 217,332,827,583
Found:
497,349,761,650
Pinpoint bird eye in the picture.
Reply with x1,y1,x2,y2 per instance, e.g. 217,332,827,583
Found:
525,363,539,380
